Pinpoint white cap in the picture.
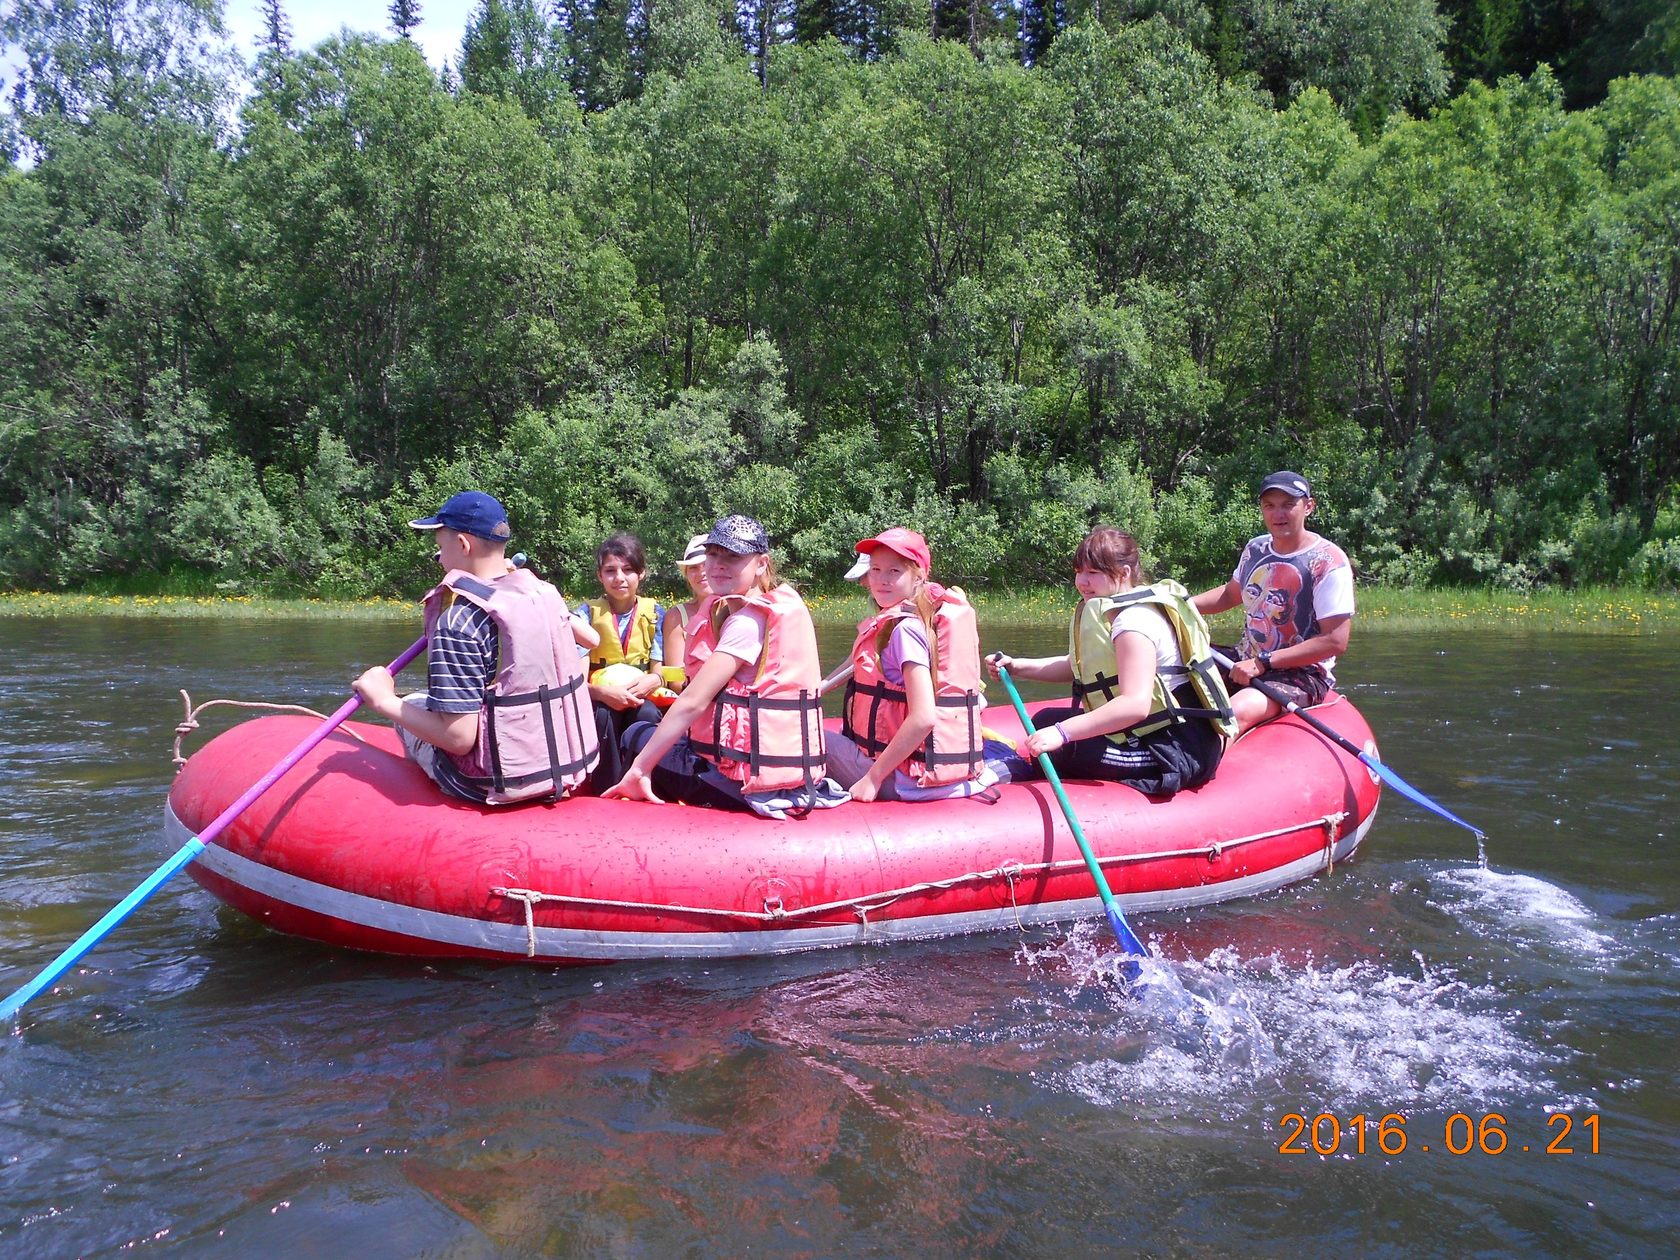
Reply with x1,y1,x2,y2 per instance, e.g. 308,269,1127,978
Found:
844,551,869,581
677,534,708,568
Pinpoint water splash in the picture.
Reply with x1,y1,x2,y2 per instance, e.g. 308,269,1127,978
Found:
1021,929,1578,1115
1423,864,1618,961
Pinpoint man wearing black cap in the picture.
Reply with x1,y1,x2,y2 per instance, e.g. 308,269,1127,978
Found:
1191,471,1354,735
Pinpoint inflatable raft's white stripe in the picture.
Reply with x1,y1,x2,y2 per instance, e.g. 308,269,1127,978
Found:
167,805,1375,962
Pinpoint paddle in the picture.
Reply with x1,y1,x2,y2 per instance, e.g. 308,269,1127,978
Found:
1211,650,1484,840
0,635,429,1022
995,665,1150,972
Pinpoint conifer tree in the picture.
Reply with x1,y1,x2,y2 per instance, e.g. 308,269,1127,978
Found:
260,0,292,56
257,0,293,93
390,0,422,39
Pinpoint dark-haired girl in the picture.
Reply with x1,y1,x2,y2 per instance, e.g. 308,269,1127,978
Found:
580,532,666,790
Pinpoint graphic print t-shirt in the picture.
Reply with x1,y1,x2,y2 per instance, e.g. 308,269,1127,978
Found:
1232,534,1354,685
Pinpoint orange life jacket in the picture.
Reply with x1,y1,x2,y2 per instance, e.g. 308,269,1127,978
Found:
841,586,986,787
685,583,827,794
422,568,599,803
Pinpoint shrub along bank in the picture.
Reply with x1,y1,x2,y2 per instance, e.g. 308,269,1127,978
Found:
3,14,1677,598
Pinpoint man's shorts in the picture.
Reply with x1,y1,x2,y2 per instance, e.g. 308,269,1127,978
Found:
396,691,449,786
1246,665,1331,710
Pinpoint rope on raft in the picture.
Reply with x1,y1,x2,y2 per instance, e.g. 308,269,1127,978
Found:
171,690,365,772
491,811,1349,958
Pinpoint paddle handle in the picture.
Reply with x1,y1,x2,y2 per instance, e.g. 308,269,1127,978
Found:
1210,650,1484,840
0,635,428,1022
996,667,1149,961
1209,650,1364,756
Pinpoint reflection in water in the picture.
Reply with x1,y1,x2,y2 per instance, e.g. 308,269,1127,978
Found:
0,619,1677,1255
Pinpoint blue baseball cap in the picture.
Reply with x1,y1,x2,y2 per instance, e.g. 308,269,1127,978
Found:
408,491,512,544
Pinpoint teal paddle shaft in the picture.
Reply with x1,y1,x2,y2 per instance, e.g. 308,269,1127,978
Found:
1211,651,1484,840
0,635,428,1022
996,667,1150,962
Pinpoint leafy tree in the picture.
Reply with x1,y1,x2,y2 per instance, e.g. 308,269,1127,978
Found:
1569,73,1680,528
459,0,572,117
0,0,234,585
2,0,233,139
1043,19,1275,481
643,0,741,79
1101,1,1450,126
841,36,1067,494
210,34,638,475
592,49,781,388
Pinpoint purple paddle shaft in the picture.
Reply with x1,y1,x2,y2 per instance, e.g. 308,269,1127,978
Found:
195,635,427,847
0,635,427,1021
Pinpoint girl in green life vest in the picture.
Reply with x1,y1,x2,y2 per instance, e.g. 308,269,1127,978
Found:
985,526,1235,798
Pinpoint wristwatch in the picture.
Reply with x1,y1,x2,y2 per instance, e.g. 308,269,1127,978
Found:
1257,650,1274,673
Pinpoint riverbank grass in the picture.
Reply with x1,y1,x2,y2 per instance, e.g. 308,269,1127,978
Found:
2,585,1676,630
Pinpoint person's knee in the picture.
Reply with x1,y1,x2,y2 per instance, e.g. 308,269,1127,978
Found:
1232,688,1275,735
623,719,659,760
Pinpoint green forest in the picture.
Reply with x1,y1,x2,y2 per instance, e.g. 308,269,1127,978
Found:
2,1,1677,597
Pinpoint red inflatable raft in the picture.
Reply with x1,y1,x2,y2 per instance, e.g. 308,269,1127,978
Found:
166,698,1382,963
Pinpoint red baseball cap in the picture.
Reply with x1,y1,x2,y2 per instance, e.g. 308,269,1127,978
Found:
854,527,931,573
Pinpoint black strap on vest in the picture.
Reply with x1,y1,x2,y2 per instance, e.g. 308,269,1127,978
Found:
842,678,984,770
706,689,828,771
451,574,497,601
1071,665,1229,740
695,687,825,817
840,677,897,756
480,670,596,796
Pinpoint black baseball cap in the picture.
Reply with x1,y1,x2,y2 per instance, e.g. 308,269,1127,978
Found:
705,514,770,555
1257,471,1312,499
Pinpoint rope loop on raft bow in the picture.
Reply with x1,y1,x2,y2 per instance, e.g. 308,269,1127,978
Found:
172,689,363,772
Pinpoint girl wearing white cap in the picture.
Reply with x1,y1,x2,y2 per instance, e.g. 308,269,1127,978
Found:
661,533,712,677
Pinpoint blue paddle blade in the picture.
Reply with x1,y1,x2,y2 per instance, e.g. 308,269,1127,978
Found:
1104,906,1149,961
1105,908,1147,982
1359,751,1484,840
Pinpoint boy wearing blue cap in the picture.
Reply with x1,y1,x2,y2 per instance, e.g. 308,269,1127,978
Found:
355,491,603,804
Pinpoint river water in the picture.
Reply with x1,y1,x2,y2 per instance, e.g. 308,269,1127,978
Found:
0,615,1675,1257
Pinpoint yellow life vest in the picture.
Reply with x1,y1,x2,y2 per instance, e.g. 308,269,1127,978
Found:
1068,579,1238,745
587,596,660,673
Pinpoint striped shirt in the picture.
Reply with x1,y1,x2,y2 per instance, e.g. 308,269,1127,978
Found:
426,601,499,712
426,601,498,804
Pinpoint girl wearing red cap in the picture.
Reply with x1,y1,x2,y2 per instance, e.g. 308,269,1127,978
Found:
827,529,993,802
